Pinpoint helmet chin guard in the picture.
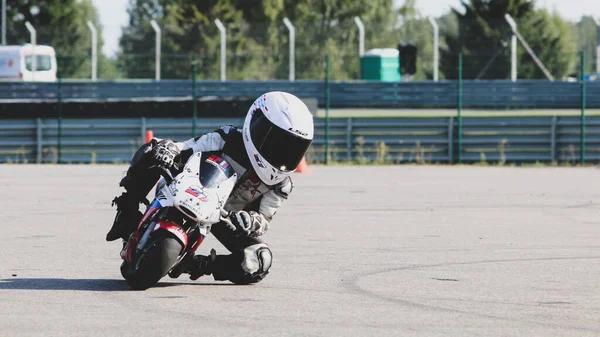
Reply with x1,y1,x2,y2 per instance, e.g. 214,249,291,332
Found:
242,92,314,185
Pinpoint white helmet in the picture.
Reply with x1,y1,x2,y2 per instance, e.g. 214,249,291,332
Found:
242,91,314,185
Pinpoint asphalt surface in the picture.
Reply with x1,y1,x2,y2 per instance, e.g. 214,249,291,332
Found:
0,165,599,337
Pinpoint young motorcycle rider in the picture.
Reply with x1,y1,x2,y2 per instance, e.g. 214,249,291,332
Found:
105,91,314,284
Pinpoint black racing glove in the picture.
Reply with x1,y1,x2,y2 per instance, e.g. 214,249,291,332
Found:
153,139,180,169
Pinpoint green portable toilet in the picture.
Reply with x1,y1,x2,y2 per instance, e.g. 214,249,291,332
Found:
360,48,401,82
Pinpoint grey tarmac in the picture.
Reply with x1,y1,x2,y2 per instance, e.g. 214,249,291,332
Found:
0,165,599,337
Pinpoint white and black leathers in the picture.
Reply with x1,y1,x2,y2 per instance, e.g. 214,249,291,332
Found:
176,125,293,237
109,91,313,283
109,125,286,283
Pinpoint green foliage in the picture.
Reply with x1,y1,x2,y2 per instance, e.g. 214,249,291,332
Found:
396,0,459,80
117,0,397,80
575,16,598,75
118,0,258,79
4,0,590,81
518,9,576,79
441,0,577,80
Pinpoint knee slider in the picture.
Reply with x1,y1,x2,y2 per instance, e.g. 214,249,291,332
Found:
241,243,272,278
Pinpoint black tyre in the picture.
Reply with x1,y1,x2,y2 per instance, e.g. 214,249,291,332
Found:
121,235,183,290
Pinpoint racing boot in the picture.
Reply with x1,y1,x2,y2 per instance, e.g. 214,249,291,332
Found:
105,192,144,242
171,249,217,281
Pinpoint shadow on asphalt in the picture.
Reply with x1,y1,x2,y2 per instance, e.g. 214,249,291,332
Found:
0,278,242,291
0,278,144,291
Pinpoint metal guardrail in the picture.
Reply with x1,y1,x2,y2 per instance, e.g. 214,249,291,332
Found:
1,80,598,108
0,116,596,164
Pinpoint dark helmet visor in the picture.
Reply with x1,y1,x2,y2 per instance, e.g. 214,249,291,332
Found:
249,108,312,171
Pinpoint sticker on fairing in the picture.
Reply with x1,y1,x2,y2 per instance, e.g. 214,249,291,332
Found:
207,154,230,170
254,154,266,168
185,186,208,202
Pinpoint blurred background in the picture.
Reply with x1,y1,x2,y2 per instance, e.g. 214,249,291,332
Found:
0,0,599,165
2,0,598,80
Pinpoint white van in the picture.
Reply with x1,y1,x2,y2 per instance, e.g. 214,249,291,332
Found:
0,44,58,82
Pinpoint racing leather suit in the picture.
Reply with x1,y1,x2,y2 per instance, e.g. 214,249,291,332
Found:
116,125,292,284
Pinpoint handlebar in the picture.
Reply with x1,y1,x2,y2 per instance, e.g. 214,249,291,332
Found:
158,166,174,184
148,164,174,184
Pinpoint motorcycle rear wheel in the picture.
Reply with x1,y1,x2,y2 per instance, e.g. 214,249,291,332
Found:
121,236,183,290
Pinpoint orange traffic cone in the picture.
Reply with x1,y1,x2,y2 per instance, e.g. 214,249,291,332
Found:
296,156,310,173
145,130,154,143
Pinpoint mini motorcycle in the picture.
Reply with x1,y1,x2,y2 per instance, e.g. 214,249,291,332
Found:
120,151,238,290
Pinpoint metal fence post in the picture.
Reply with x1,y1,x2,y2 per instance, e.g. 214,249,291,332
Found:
36,118,42,164
346,117,353,162
192,56,198,136
596,18,600,74
214,19,226,81
1,0,6,45
550,116,557,163
57,78,62,163
505,15,517,82
353,16,365,58
25,21,37,81
325,55,330,164
457,53,463,164
581,51,586,165
283,18,295,81
428,17,439,82
150,20,161,81
86,21,98,81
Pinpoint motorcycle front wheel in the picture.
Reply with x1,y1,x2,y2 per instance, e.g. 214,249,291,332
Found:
121,235,183,290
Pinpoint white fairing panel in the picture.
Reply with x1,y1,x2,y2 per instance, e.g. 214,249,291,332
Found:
162,152,237,226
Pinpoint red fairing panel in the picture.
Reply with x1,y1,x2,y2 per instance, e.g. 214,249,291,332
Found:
121,207,161,262
153,220,188,248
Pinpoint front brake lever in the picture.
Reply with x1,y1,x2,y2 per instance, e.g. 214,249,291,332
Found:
220,209,231,220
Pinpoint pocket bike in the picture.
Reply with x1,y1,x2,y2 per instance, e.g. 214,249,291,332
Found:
120,151,237,290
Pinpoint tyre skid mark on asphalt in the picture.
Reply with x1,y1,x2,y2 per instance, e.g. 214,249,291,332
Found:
344,255,600,334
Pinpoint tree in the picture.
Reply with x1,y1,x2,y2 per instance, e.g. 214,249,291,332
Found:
68,0,120,79
118,0,260,80
440,0,576,80
518,9,576,79
441,0,533,80
575,16,598,74
117,0,398,80
435,11,459,79
4,0,117,79
276,0,397,80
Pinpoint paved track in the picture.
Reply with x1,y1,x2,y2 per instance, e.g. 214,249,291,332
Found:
0,165,599,337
